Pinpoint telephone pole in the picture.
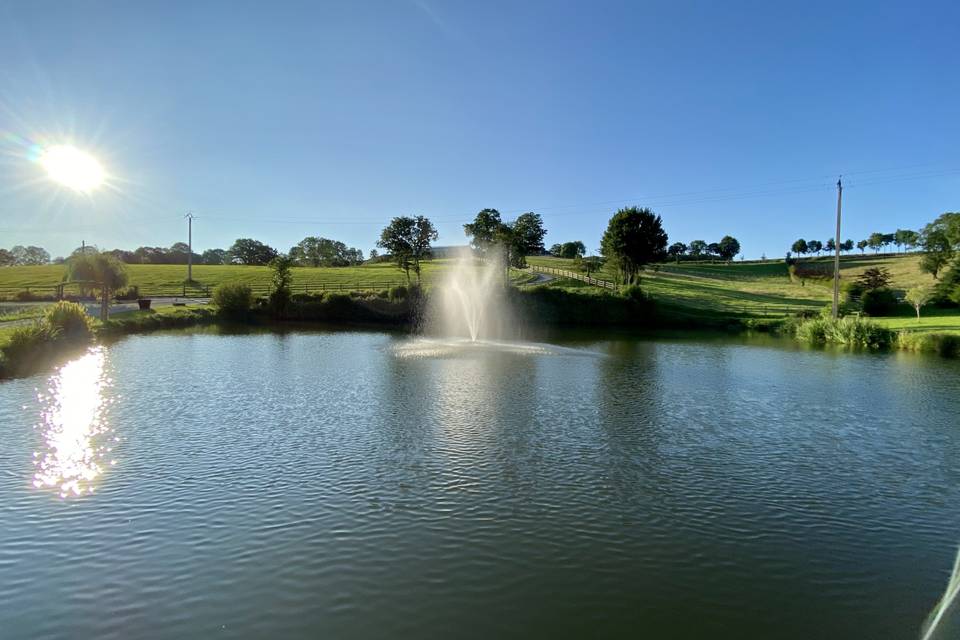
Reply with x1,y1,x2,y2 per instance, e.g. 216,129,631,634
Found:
185,212,195,282
831,177,843,319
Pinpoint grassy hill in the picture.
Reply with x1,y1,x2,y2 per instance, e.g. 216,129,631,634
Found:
528,253,960,333
1,252,956,334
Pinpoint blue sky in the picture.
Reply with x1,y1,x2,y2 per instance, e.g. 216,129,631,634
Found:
1,0,957,259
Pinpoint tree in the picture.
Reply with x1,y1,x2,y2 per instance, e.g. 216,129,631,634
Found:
668,242,687,262
202,248,227,265
600,207,668,284
825,238,836,253
856,267,892,290
791,239,808,258
549,243,563,257
919,213,960,279
409,216,438,282
717,236,740,261
0,248,15,266
463,209,503,256
807,239,823,256
65,252,129,321
558,241,586,259
11,245,50,265
841,239,855,253
707,242,721,258
268,256,293,318
368,249,379,262
867,232,885,254
510,212,547,265
688,240,707,258
228,238,278,265
905,286,934,321
856,239,868,254
378,217,415,282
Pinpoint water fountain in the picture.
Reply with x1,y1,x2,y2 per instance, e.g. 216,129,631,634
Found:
392,249,596,359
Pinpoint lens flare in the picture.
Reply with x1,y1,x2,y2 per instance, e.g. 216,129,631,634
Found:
39,144,106,192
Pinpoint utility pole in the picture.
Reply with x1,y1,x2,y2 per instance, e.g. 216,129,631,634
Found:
185,212,194,282
831,177,843,319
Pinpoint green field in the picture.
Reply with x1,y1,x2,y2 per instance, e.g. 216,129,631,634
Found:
528,253,960,332
0,260,454,297
2,253,958,336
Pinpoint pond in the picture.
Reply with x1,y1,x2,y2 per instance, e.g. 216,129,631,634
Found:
1,329,958,639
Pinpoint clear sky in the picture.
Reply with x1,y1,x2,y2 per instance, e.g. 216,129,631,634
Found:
1,0,957,260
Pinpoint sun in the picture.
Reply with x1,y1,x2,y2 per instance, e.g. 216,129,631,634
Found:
39,144,106,192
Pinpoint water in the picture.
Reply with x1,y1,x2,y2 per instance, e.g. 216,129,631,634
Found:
1,329,959,639
427,250,510,341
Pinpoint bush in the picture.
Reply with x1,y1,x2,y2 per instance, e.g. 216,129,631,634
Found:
0,323,60,364
621,284,649,305
795,316,894,348
860,287,899,316
212,283,253,320
44,301,95,342
15,290,53,302
388,285,408,301
116,285,140,301
897,332,960,358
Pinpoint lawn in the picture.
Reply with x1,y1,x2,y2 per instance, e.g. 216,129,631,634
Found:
528,252,948,320
0,260,454,297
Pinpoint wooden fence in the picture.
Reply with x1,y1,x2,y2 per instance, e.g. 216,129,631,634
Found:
528,265,619,291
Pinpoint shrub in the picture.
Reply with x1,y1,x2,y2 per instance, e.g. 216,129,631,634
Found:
795,316,894,348
860,287,899,316
388,285,408,301
212,283,253,320
0,323,60,363
621,284,648,304
43,301,95,342
116,285,140,301
897,332,960,358
15,290,53,302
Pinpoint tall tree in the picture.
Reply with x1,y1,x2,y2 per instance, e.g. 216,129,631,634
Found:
689,240,708,257
668,242,687,262
919,213,960,279
228,238,278,265
409,216,438,283
510,213,547,266
841,239,855,253
807,239,823,256
11,245,50,265
600,207,668,284
463,209,503,256
717,236,740,261
377,217,416,283
791,239,808,257
867,232,885,253
202,248,227,265
857,239,868,254
559,241,586,259
825,238,836,253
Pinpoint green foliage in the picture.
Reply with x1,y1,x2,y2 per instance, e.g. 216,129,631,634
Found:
905,285,935,319
860,288,899,316
268,256,293,317
0,323,60,368
227,238,278,265
378,216,437,283
44,301,95,341
621,284,648,304
897,331,960,358
288,237,363,267
557,241,586,259
791,238,808,256
116,285,140,300
212,283,254,320
462,209,503,255
717,236,740,260
388,285,408,301
856,267,892,290
795,316,894,348
600,207,668,284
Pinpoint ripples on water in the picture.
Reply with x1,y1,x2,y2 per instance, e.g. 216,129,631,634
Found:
0,331,959,639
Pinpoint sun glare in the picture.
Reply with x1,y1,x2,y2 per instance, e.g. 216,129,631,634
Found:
39,144,106,192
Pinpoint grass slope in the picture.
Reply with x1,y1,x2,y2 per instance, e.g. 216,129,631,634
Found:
528,253,960,331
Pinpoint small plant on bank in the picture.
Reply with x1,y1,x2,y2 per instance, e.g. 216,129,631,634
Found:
212,283,253,321
795,316,894,348
44,301,95,342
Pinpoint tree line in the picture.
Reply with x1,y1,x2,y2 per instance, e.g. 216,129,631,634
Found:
789,229,921,259
666,237,741,262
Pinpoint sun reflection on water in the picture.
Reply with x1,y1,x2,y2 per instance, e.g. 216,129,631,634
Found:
32,347,116,498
